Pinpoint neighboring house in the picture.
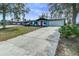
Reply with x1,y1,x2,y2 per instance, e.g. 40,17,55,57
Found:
9,18,65,27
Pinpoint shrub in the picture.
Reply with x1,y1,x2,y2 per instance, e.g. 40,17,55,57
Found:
59,24,79,39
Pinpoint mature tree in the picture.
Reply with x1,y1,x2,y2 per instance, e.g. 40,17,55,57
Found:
21,4,30,22
0,3,12,29
0,3,30,29
13,3,30,22
13,3,23,21
48,3,79,24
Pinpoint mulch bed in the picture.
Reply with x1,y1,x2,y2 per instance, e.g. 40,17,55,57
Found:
55,37,78,56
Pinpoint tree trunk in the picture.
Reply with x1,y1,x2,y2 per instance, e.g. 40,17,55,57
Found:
72,4,77,24
2,4,6,29
23,13,25,22
3,11,6,29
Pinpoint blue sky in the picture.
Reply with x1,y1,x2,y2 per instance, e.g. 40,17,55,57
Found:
0,3,49,20
25,3,48,20
0,3,79,23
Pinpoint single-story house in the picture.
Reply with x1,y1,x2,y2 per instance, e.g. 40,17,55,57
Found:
36,18,65,26
9,18,65,27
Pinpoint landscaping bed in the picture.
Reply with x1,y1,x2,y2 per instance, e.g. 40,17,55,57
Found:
56,25,79,56
0,26,40,41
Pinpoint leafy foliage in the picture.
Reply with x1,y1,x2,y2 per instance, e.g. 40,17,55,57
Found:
0,3,30,29
59,25,79,39
48,3,79,24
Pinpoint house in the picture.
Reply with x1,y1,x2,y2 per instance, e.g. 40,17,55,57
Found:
47,19,65,26
37,18,48,26
9,18,65,27
36,18,65,26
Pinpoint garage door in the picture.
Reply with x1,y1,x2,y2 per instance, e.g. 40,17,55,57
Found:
48,20,64,26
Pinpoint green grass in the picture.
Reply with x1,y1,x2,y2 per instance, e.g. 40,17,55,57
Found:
0,26,40,41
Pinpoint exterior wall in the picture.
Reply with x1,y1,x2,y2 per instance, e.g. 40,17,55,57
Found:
9,19,64,26
38,21,41,26
48,20,64,26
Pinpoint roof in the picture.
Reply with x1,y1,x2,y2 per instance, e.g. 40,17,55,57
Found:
36,18,48,21
47,18,65,21
36,18,65,21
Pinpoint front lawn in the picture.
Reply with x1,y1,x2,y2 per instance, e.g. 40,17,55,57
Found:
0,26,40,41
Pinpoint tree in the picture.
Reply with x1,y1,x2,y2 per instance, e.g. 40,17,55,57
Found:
48,3,79,24
0,3,30,29
0,3,11,29
13,3,23,21
13,3,30,22
39,13,48,19
21,4,30,21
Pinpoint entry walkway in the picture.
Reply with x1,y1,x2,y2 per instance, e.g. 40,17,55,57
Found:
0,27,60,56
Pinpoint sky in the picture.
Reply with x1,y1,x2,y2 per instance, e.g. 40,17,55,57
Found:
0,3,49,21
0,3,79,23
25,3,49,20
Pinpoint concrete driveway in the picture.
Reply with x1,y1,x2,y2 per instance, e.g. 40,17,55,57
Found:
0,27,60,56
